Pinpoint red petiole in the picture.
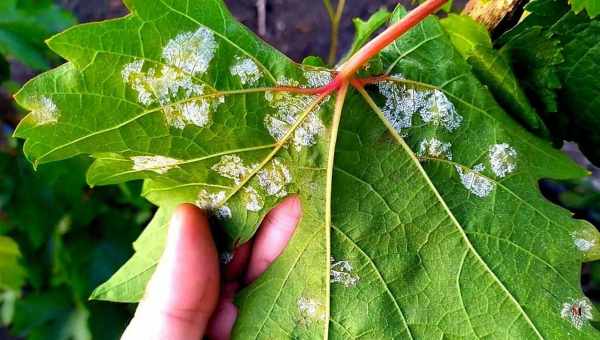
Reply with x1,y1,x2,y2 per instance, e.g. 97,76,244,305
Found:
274,0,448,96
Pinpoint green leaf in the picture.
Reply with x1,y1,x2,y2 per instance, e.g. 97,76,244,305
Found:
0,0,76,70
11,289,91,340
441,14,548,136
0,236,26,292
554,21,600,165
90,206,172,302
498,0,600,164
13,0,600,337
570,0,600,18
341,8,391,62
500,27,565,116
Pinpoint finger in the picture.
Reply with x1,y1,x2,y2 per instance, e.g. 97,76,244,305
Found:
223,241,252,281
245,195,302,284
122,204,220,340
205,282,239,340
205,242,251,339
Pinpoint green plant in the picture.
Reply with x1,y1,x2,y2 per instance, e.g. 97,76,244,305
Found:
0,3,154,338
11,0,600,338
0,140,153,339
0,0,76,72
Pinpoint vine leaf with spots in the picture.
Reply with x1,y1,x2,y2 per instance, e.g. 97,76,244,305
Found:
13,0,600,338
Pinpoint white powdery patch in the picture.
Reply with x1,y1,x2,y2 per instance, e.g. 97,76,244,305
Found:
304,70,333,88
258,159,292,197
378,80,426,133
123,64,222,129
131,155,180,174
275,76,300,87
455,164,494,198
162,27,217,75
574,238,595,252
330,258,360,288
264,91,325,150
230,56,262,85
489,143,518,178
30,96,59,125
179,100,211,127
298,297,325,322
293,112,325,149
561,298,593,330
196,189,232,219
420,89,463,132
417,138,453,160
244,186,264,212
572,232,596,252
121,27,223,129
122,61,205,107
211,155,253,184
378,78,463,134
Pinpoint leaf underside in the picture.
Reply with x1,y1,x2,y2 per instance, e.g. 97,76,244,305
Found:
13,0,600,338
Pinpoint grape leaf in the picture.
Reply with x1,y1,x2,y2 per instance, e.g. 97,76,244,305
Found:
441,14,548,136
13,0,600,337
570,0,600,18
498,0,600,165
0,236,25,291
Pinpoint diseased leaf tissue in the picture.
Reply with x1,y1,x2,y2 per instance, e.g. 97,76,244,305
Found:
13,0,600,338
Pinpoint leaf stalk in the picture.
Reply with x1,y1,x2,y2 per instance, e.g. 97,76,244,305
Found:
276,0,447,97
327,0,447,92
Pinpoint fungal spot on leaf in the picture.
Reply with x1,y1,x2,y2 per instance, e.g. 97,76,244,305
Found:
264,91,324,150
574,238,595,252
230,56,262,85
455,164,494,198
297,297,326,322
130,155,180,174
378,78,462,134
258,159,292,197
211,155,253,184
489,143,518,178
122,26,223,129
275,76,300,87
377,79,424,133
244,186,264,212
330,257,360,287
419,89,462,132
417,137,453,160
304,70,333,88
177,100,211,127
561,298,593,329
122,61,223,129
572,232,597,252
162,27,217,75
196,189,231,219
30,96,59,125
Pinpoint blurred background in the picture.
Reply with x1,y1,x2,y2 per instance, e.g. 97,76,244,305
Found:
1,0,599,339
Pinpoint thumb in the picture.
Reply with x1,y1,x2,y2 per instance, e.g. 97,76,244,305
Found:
122,204,220,340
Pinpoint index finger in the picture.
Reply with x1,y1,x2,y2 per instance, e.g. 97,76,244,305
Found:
244,195,302,284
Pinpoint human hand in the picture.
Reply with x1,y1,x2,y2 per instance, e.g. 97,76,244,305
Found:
121,196,302,340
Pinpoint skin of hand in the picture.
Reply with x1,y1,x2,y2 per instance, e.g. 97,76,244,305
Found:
121,196,302,340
